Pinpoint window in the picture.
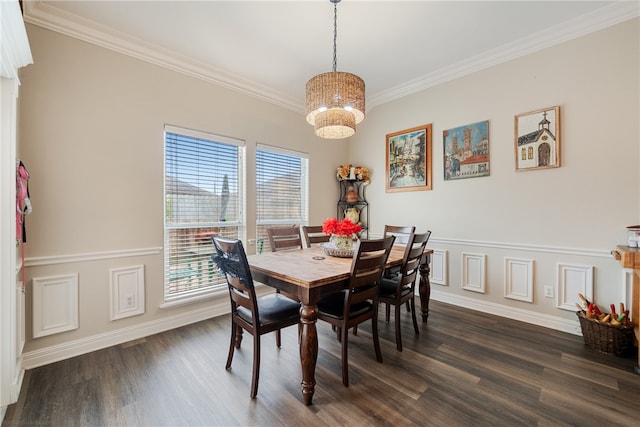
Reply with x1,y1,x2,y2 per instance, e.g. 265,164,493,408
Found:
256,145,309,253
164,126,245,301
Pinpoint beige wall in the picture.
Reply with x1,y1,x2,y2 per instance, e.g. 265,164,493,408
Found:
19,24,344,358
351,19,639,319
18,19,639,361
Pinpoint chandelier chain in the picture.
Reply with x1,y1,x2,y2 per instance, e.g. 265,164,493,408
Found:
332,1,337,72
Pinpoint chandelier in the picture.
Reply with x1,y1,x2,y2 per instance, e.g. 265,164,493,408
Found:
305,0,365,139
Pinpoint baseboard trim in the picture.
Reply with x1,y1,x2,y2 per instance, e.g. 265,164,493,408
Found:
430,290,582,336
22,299,229,369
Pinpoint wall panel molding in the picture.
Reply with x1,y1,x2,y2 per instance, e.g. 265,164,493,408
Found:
462,252,486,294
429,249,448,286
504,257,534,303
32,273,79,338
25,247,162,267
557,263,594,312
110,265,145,320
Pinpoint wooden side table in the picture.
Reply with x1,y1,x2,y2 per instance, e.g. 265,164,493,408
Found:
612,245,640,374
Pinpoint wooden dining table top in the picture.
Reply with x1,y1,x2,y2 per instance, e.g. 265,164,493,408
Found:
247,245,428,289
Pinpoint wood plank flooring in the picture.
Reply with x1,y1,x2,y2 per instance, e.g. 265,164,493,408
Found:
3,300,639,426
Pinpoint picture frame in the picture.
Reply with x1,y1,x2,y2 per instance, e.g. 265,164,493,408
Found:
515,106,560,171
385,124,432,192
443,120,490,180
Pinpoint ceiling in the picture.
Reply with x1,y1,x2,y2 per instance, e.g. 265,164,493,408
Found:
23,1,638,114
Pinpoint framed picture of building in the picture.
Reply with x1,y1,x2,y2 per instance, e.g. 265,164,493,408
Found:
515,106,560,171
443,120,490,181
385,124,432,192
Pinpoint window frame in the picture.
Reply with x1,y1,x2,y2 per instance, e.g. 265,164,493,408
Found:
163,125,246,302
255,144,309,253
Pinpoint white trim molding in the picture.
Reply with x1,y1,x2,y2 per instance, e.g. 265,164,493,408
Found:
22,299,230,370
431,290,582,336
429,236,611,258
25,246,162,267
461,252,486,294
557,263,594,312
23,1,639,112
429,249,448,286
32,273,79,338
109,265,145,321
504,257,534,303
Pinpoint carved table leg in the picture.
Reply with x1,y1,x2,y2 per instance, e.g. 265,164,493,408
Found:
299,304,318,405
419,255,431,323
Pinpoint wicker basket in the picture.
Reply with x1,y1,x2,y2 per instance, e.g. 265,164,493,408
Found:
576,311,635,356
321,243,354,258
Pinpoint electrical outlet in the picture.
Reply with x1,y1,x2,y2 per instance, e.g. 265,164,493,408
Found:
127,295,134,307
544,286,554,298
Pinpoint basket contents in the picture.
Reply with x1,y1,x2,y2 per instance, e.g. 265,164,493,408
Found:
576,293,630,326
575,293,635,356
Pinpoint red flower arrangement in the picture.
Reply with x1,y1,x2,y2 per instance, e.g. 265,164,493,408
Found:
322,217,362,236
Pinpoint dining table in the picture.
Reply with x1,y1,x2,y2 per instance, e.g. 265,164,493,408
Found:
247,244,433,405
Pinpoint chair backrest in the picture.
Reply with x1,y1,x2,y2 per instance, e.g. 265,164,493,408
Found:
212,236,258,316
383,225,416,245
267,226,303,252
302,225,330,247
397,231,431,289
344,236,396,313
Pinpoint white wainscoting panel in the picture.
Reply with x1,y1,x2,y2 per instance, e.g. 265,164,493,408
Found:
557,263,593,311
429,249,448,286
504,257,534,303
110,265,145,320
462,252,486,293
32,273,79,338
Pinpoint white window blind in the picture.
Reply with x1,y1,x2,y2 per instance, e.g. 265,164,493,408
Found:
256,145,308,253
164,126,244,300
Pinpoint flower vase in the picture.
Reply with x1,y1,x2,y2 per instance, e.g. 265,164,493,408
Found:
330,234,353,250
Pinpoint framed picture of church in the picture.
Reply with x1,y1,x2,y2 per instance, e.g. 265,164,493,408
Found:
515,106,560,171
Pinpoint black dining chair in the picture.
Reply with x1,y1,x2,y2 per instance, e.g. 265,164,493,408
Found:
267,225,303,252
302,225,330,248
383,224,417,311
316,236,395,387
212,236,301,398
378,231,431,351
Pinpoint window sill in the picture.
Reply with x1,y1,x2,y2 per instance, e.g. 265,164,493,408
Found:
159,287,227,310
159,283,276,310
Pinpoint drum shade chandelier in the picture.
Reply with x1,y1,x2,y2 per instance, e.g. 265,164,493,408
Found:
305,0,365,139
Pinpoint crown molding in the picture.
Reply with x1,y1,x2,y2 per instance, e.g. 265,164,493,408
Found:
22,1,302,114
369,1,640,109
23,1,639,114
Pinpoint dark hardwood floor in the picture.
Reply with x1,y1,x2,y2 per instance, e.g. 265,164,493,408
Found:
3,300,639,426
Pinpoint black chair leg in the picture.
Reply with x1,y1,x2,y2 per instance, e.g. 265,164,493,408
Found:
226,322,237,369
410,297,420,335
341,325,350,387
250,333,261,398
275,330,281,348
372,315,383,363
395,302,403,352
